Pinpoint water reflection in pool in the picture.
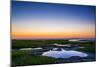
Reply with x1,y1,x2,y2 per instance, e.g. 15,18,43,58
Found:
20,47,42,50
42,49,88,58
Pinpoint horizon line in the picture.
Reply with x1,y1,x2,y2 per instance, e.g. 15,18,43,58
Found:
12,38,96,40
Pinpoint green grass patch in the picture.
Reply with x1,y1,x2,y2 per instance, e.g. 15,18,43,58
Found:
12,50,58,66
77,44,96,52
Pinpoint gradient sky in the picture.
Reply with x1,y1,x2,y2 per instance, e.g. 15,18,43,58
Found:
12,1,96,39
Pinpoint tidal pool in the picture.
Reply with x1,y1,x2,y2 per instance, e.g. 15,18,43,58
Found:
20,47,42,50
42,49,88,58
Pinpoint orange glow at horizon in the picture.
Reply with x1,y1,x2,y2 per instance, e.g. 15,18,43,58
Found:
12,29,95,39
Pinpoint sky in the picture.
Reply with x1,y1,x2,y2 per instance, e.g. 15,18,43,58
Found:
12,1,96,39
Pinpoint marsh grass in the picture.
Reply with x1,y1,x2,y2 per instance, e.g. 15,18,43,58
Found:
12,40,96,66
12,50,58,66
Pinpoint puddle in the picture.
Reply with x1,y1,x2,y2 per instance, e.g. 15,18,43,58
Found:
20,47,42,50
42,49,88,58
53,43,71,47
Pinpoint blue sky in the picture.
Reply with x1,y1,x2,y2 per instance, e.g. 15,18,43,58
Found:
12,1,96,39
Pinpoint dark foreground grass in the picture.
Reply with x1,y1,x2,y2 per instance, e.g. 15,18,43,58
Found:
12,50,58,66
